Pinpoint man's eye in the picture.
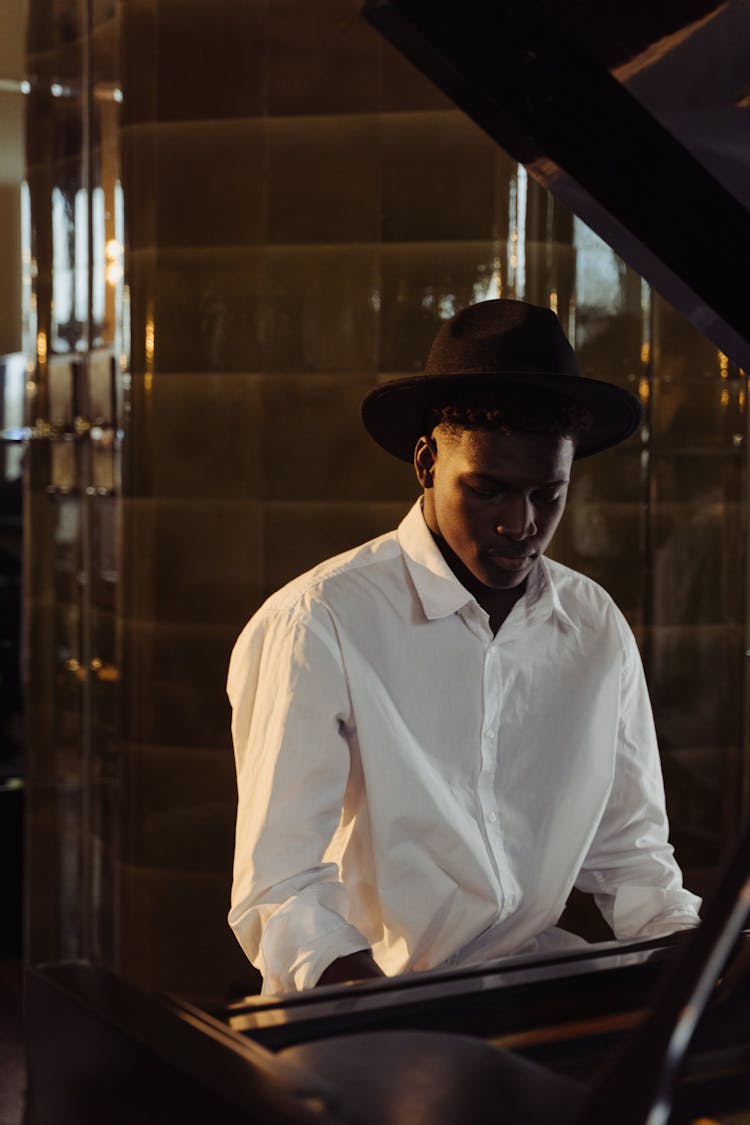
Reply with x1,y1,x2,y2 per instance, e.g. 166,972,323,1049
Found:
469,485,498,498
534,490,561,504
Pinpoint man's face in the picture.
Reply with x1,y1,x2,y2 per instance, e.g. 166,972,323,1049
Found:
417,426,574,592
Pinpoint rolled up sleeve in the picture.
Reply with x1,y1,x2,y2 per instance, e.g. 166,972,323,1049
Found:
227,603,370,994
575,621,702,939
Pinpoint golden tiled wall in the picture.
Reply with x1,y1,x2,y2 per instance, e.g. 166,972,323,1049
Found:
24,0,748,996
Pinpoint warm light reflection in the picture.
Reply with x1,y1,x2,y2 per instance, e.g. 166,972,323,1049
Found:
548,290,558,315
739,387,746,411
145,298,155,391
506,167,527,298
21,182,35,362
516,167,527,298
37,330,47,364
114,184,127,366
96,664,119,683
145,319,155,364
640,279,651,358
719,352,729,379
638,378,650,403
720,387,730,408
92,187,106,326
120,283,132,375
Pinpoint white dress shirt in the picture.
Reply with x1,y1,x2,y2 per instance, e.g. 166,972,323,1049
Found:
228,500,701,995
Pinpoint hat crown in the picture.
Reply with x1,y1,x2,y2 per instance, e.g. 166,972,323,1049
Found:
424,299,580,379
360,298,642,462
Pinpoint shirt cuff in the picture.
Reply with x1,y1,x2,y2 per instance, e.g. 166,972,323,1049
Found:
260,920,372,995
290,925,373,990
612,884,702,940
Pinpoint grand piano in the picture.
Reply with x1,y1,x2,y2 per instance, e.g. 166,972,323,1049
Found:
26,3,750,1122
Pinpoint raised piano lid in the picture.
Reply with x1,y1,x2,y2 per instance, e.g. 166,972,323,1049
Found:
363,0,750,371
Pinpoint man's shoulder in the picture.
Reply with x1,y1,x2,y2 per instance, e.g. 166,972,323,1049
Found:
228,523,409,694
544,556,631,636
258,524,405,623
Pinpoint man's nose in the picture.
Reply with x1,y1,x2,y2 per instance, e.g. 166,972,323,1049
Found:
495,496,536,539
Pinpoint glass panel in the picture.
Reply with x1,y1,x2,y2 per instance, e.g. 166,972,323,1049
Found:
25,0,124,970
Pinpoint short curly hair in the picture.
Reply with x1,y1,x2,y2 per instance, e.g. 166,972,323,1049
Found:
427,386,592,444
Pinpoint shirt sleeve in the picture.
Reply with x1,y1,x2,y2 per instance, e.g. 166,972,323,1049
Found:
227,601,371,994
574,616,702,939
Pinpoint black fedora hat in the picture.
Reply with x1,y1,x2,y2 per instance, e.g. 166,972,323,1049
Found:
361,299,642,461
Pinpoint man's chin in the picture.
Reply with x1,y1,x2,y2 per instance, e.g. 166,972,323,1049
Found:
475,555,537,589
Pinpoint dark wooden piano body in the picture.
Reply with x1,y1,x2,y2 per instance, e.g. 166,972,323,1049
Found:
26,919,750,1123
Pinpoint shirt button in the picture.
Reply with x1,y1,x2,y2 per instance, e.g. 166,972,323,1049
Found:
487,812,497,823
486,729,496,741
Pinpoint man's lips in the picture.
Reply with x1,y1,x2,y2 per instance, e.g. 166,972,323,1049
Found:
484,548,536,571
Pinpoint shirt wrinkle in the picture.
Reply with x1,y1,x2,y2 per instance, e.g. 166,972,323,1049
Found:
228,498,701,994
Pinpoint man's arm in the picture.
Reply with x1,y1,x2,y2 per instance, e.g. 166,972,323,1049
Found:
227,603,376,993
575,618,701,938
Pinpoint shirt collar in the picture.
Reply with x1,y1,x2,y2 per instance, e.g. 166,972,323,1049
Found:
524,555,579,635
397,499,579,634
397,500,474,620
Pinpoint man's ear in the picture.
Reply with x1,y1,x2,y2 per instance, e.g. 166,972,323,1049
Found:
414,435,437,489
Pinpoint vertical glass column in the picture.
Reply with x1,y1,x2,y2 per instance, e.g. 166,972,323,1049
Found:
25,0,92,965
85,0,123,968
24,0,123,968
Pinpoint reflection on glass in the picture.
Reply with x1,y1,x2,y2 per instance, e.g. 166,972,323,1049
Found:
506,164,527,297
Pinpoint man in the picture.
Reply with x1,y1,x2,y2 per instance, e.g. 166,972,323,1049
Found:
227,299,701,995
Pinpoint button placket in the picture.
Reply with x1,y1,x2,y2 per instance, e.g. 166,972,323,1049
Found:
479,640,523,921
479,641,502,834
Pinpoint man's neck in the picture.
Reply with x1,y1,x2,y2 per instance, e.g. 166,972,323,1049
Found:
485,584,528,635
426,527,530,635
464,572,528,635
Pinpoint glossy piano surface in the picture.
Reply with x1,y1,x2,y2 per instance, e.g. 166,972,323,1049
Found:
363,0,750,372
215,935,678,1055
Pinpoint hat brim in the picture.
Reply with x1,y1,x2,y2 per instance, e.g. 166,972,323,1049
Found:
361,371,642,461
